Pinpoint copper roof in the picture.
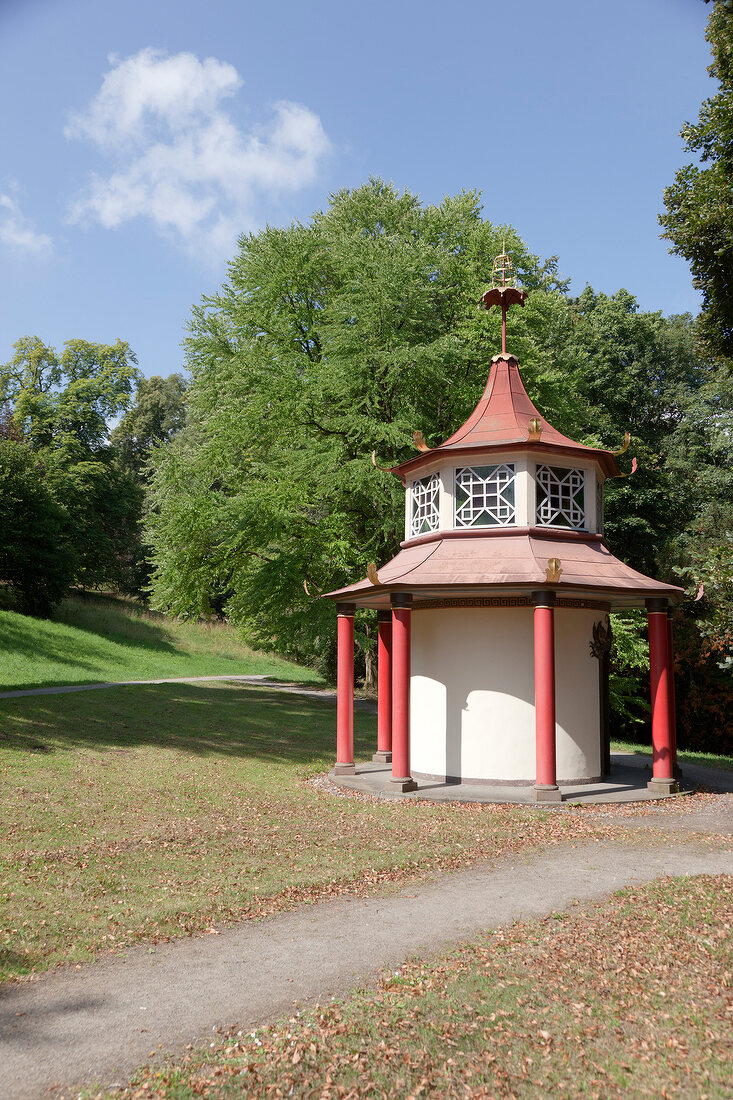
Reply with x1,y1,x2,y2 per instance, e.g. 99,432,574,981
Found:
391,353,621,480
325,530,684,609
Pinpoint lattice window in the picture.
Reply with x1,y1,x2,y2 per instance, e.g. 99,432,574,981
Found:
536,465,586,529
410,473,440,536
454,464,516,527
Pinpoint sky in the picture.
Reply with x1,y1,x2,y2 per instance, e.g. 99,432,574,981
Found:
0,0,715,380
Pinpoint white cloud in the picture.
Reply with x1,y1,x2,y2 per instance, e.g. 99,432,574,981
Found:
0,192,53,256
66,48,331,262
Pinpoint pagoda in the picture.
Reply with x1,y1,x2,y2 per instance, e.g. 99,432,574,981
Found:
325,252,683,801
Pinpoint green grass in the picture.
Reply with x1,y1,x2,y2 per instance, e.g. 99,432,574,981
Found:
0,592,322,690
612,739,733,773
114,874,733,1099
0,682,633,983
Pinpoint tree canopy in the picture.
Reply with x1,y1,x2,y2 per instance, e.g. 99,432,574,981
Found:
0,335,142,604
660,0,733,360
144,180,728,742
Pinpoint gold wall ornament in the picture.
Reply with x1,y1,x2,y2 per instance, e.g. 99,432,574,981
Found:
545,557,563,583
366,562,380,585
589,618,612,659
413,430,430,453
613,431,631,456
528,416,543,442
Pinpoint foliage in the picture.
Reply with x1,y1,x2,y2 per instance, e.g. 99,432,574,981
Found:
0,335,142,600
0,438,75,616
110,373,187,475
145,180,726,748
660,0,733,359
608,611,649,735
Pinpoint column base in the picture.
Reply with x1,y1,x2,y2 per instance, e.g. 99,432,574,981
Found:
533,784,563,803
390,777,418,793
334,763,356,776
372,750,392,764
647,777,679,795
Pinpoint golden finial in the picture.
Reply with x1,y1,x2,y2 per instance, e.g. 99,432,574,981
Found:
480,237,527,354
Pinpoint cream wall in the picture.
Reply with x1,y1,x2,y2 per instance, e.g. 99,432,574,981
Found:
410,607,601,783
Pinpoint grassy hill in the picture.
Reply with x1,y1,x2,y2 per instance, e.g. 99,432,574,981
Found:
0,592,322,690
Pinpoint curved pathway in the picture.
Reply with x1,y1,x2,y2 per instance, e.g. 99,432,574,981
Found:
1,830,731,1099
1,680,731,1098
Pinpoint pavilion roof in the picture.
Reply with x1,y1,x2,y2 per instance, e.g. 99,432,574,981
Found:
325,530,684,610
391,353,621,480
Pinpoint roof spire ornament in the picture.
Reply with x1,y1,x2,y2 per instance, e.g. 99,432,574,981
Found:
479,238,527,354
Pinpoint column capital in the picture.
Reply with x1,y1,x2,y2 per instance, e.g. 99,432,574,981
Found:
531,590,556,608
645,597,669,613
336,602,356,616
391,593,412,609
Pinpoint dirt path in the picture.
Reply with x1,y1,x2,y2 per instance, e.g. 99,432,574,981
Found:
1,835,731,1100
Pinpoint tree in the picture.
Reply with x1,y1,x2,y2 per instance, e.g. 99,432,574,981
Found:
660,0,733,359
0,437,75,616
0,336,142,596
111,373,187,475
149,183,692,677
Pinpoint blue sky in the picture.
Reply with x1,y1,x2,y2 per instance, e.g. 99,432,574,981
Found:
0,0,714,380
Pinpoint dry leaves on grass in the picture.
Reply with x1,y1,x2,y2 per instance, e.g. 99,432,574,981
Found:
91,874,733,1100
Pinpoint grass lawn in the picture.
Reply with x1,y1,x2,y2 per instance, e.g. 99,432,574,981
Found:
611,739,733,773
0,592,321,690
109,874,733,1100
1,682,637,984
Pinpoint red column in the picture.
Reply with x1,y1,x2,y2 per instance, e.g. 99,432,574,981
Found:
646,599,677,792
532,592,561,802
667,609,680,778
391,595,417,792
334,603,355,775
373,611,393,764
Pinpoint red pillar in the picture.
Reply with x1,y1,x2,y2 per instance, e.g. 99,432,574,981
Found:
532,592,561,802
646,599,678,793
391,595,417,792
334,603,355,775
667,609,681,778
373,611,393,764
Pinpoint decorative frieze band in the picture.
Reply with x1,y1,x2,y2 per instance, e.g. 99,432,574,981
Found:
414,596,610,612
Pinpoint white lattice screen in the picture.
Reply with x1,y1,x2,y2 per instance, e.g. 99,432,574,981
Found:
536,465,585,529
410,473,440,536
454,464,516,527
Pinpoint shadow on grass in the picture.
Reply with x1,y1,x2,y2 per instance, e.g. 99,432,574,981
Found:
0,684,374,766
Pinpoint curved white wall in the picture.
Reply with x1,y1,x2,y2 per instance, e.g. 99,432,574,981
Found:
410,607,602,783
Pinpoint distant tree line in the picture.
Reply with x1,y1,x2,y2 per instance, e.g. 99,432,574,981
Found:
0,338,185,614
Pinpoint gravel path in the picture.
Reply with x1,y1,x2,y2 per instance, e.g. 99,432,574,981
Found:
1,835,731,1100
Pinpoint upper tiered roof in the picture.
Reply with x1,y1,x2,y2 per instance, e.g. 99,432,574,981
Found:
391,350,621,480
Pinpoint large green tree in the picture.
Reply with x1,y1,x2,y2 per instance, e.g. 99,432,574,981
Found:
660,0,733,360
146,181,713,698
